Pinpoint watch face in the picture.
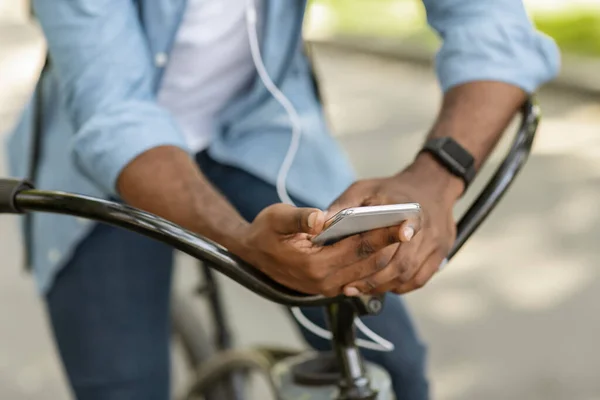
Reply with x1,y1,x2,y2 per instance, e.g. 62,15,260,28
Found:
442,139,473,168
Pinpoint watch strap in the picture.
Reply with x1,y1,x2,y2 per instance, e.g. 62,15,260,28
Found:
421,137,476,190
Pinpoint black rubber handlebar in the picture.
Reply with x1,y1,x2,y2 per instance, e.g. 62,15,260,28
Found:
0,99,540,308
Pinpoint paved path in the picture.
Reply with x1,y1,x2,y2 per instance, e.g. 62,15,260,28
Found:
2,22,600,400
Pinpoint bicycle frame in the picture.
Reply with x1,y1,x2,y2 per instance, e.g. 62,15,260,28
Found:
0,99,540,399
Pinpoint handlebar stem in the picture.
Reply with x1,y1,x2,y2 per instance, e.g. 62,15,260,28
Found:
327,301,378,400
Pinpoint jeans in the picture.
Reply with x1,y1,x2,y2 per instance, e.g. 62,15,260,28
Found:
45,151,429,400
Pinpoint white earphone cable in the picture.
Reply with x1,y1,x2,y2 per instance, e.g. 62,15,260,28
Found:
245,2,300,206
244,0,393,353
291,307,394,352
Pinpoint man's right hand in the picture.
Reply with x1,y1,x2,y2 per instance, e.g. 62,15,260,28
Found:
234,203,418,296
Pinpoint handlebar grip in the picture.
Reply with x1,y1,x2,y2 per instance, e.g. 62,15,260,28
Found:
0,179,35,214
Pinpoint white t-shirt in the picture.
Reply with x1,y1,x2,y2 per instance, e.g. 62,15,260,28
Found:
158,0,261,152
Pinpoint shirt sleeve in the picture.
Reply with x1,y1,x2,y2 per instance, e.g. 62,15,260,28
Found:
422,0,561,93
33,0,190,196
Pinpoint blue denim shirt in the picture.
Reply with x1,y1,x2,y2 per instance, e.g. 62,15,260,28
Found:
5,0,559,294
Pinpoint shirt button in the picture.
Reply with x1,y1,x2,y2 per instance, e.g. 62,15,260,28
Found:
155,52,168,68
47,249,62,264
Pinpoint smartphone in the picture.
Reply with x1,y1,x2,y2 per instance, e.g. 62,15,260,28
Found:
311,203,421,245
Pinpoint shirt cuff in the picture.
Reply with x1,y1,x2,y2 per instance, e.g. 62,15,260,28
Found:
435,20,561,93
72,101,191,196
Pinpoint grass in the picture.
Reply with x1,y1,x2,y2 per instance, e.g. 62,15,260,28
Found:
534,9,600,57
307,0,600,57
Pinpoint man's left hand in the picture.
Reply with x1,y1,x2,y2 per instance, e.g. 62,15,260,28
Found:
327,153,464,295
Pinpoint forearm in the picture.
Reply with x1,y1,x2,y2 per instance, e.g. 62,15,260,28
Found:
406,81,526,201
116,146,249,253
426,81,526,168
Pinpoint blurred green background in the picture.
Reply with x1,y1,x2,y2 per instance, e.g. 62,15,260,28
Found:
306,0,600,57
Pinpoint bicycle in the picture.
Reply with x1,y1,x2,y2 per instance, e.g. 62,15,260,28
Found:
0,100,540,400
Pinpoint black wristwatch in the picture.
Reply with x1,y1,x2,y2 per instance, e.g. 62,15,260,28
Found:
420,137,476,191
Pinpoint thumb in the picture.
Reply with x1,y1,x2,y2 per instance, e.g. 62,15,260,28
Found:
398,213,423,242
269,204,326,235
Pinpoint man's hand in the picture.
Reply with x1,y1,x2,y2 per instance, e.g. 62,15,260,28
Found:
234,203,419,296
327,152,462,296
327,81,527,296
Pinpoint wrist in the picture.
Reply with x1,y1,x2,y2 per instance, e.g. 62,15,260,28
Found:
187,198,253,259
402,152,465,203
214,220,251,254
219,221,255,260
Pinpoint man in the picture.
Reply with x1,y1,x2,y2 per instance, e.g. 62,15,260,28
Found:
6,0,559,399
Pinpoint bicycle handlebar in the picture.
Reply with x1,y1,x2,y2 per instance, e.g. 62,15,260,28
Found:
11,189,339,307
0,99,540,308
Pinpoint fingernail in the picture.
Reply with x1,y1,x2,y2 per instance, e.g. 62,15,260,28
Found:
403,226,414,241
345,287,360,297
308,212,318,229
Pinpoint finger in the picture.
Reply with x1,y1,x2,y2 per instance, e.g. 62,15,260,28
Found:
370,277,401,294
319,244,400,296
342,236,422,295
398,214,423,243
311,236,401,296
393,250,446,295
268,204,325,235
